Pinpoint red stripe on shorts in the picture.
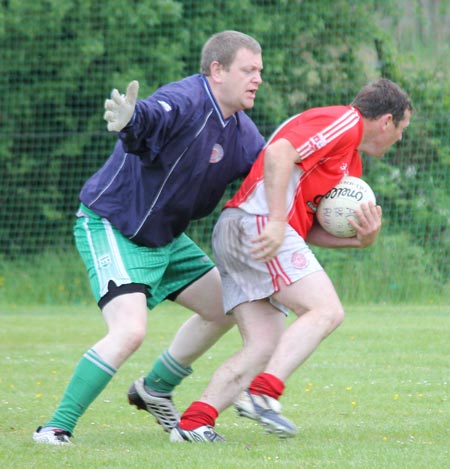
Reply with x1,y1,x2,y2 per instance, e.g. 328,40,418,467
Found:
256,215,292,291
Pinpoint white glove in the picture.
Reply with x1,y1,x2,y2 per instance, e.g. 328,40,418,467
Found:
104,80,139,132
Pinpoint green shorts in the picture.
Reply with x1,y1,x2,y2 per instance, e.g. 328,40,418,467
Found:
74,204,214,309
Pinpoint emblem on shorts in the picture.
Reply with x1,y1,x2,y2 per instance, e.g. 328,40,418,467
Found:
291,252,309,269
98,254,112,268
210,143,224,163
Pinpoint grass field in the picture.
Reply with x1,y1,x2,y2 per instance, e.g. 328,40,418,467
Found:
0,303,448,468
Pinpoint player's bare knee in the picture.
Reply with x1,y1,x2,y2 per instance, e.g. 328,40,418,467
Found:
128,328,146,350
110,324,146,353
200,310,234,328
319,306,345,333
333,307,345,329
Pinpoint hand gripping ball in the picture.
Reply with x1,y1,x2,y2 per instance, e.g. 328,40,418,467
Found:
316,176,376,238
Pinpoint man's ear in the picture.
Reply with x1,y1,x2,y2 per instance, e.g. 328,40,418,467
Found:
382,113,393,130
209,61,223,83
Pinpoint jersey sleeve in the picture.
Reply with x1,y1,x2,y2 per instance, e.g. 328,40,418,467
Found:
118,80,198,160
282,106,362,173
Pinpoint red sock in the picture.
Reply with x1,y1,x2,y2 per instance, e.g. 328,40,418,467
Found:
178,401,218,430
249,372,285,399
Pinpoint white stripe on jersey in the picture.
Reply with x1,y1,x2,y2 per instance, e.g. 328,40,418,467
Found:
297,108,360,160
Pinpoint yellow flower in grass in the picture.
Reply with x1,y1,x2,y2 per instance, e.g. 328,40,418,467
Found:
0,276,4,286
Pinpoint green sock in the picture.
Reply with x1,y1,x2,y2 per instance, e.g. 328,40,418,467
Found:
144,349,193,394
45,349,116,434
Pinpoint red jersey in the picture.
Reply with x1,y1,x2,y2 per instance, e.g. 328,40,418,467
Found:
224,105,364,238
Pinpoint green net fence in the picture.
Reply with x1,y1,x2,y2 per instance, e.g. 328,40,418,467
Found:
0,0,449,304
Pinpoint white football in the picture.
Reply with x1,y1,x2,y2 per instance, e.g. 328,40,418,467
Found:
316,176,376,238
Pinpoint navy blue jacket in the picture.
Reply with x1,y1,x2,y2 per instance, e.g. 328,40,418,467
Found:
80,74,265,247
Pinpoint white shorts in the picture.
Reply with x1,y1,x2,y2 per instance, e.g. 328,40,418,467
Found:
212,208,323,314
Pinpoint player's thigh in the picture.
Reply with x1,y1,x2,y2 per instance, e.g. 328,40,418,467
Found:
175,267,227,321
102,291,148,335
233,299,286,354
160,234,222,319
273,269,343,317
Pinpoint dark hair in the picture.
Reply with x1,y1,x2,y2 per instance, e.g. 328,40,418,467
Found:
200,30,261,75
352,78,413,127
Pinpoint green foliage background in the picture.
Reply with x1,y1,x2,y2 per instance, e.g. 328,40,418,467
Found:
0,0,448,303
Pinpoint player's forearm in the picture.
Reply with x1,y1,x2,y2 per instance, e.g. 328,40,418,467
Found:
264,140,297,221
306,222,363,248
